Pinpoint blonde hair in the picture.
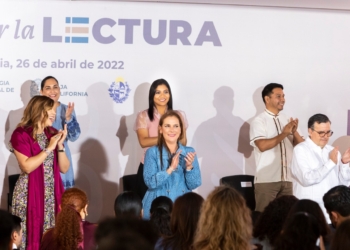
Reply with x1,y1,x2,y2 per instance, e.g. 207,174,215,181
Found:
193,186,252,250
17,95,54,140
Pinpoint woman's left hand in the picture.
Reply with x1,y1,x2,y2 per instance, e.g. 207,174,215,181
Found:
56,124,68,147
65,102,75,121
185,152,196,169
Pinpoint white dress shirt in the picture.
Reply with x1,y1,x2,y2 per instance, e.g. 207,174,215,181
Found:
291,137,350,221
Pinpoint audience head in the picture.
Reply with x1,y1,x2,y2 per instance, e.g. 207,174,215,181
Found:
0,209,14,250
253,195,298,245
150,196,173,237
193,186,252,250
19,95,55,138
11,215,22,249
274,212,321,250
95,217,158,250
114,191,142,218
287,199,330,244
53,187,89,249
161,192,203,250
330,219,350,250
261,83,284,104
323,185,350,228
148,78,173,121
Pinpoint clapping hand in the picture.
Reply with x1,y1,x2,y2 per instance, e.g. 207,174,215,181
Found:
185,152,196,170
341,147,350,164
65,102,75,121
329,146,339,164
169,150,181,172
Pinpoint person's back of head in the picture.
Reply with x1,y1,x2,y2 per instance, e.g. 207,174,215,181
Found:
274,212,320,250
331,219,350,250
193,186,252,250
323,185,350,228
95,217,158,250
11,215,22,249
161,192,203,250
0,209,14,250
253,195,298,245
114,191,142,218
287,199,330,245
150,196,173,237
51,187,90,250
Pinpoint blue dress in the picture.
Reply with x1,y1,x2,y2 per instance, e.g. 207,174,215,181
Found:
142,143,202,219
52,103,81,189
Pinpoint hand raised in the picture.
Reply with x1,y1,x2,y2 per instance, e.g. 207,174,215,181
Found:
329,146,339,164
282,120,295,135
57,124,68,146
65,102,75,121
170,150,181,171
341,147,350,164
185,152,196,168
290,118,299,133
48,132,62,151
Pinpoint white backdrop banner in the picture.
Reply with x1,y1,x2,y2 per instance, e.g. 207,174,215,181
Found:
1,1,350,221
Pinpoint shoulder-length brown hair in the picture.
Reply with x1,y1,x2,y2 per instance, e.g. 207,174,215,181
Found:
161,192,204,250
17,95,54,140
157,110,184,169
53,188,88,250
193,185,252,250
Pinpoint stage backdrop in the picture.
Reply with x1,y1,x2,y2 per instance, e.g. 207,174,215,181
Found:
1,1,350,222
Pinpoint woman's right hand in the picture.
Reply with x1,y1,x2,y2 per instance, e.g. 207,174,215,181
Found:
47,132,63,151
167,151,181,174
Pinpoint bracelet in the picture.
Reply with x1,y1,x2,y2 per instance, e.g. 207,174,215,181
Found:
58,148,65,153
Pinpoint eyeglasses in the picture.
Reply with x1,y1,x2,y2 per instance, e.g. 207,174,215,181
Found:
311,129,333,137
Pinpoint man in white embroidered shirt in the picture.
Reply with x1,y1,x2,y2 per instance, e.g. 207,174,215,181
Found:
291,114,350,221
250,83,304,212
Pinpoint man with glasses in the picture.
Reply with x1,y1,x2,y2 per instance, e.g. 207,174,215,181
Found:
291,113,350,221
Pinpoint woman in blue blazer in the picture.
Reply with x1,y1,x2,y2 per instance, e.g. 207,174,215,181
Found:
142,110,201,219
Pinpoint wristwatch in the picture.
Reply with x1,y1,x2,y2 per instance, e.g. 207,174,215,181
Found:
58,148,65,153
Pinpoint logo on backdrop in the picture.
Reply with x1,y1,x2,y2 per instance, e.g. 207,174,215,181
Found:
108,77,131,104
30,79,41,97
0,17,222,46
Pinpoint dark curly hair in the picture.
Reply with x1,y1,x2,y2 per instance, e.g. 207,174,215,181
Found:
53,188,88,250
253,195,298,245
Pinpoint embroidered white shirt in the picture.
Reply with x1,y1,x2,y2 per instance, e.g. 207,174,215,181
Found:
250,109,300,183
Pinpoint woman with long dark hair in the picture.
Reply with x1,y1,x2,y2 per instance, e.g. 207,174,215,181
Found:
155,192,204,250
150,196,173,237
134,79,188,199
40,76,81,189
40,188,96,250
9,95,69,249
142,110,201,219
